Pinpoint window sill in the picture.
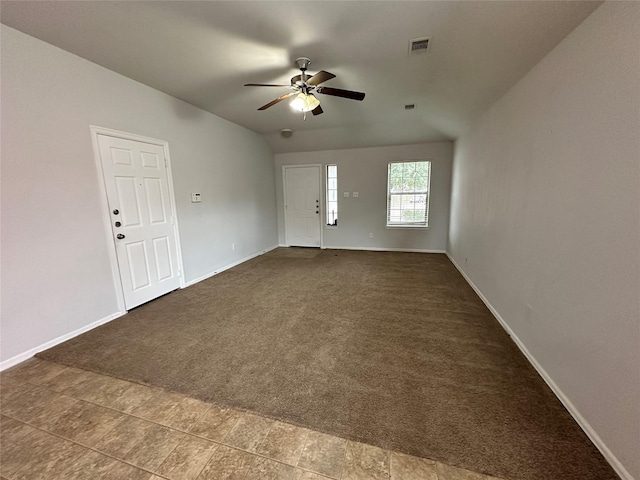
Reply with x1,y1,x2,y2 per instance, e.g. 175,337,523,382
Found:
386,225,429,229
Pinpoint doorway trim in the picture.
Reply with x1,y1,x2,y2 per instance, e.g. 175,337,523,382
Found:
282,164,324,248
90,125,185,315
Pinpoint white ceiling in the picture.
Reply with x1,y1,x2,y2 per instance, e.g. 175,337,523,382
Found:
1,1,600,153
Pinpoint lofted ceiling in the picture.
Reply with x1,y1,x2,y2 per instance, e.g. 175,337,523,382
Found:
1,1,601,153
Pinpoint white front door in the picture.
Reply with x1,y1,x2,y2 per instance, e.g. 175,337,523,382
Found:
284,165,321,247
97,134,181,309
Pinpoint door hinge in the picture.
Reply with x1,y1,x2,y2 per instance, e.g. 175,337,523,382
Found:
164,158,168,168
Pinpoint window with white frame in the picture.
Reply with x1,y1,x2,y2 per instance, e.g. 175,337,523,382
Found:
326,165,338,226
386,160,431,227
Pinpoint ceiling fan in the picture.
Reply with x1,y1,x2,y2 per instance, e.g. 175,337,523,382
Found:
244,57,365,117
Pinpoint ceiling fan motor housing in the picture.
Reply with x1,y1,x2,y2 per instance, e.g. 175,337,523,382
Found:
295,57,312,71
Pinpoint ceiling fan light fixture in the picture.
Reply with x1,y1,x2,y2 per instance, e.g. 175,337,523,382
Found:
290,92,320,112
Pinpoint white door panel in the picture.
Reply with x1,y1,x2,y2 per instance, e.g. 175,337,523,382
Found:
284,165,321,247
152,236,173,281
98,134,181,309
126,241,150,291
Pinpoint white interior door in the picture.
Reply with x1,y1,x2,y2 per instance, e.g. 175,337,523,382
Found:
284,165,321,247
97,134,181,309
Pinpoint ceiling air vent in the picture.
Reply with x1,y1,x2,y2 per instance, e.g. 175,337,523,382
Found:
409,37,431,55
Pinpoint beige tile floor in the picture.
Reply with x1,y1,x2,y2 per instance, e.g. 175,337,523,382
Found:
0,358,505,480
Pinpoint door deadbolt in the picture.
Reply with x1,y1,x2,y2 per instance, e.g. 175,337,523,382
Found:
113,209,119,215
116,234,125,240
114,221,122,227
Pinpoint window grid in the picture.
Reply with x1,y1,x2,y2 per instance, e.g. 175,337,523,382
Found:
386,161,431,227
326,165,338,226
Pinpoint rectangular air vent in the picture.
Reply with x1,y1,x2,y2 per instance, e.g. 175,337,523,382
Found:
409,37,431,55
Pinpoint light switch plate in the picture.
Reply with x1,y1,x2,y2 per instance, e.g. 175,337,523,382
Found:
191,193,201,203
343,192,350,197
353,192,359,197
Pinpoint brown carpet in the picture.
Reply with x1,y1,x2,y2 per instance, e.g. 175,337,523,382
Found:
38,249,617,480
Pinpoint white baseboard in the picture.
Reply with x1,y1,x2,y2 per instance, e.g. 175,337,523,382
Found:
1,245,281,372
0,311,124,371
445,253,633,480
278,244,446,254
184,244,279,287
322,246,446,253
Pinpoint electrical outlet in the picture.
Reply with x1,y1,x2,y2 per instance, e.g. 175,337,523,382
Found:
369,232,374,238
343,192,350,197
353,192,359,198
191,193,201,203
232,243,235,251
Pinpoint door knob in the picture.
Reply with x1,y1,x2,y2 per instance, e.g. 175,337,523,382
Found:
115,221,121,227
113,209,119,215
116,234,125,240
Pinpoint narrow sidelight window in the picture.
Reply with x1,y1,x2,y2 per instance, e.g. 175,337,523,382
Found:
326,165,338,226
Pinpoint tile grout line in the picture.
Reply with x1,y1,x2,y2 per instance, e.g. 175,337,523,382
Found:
188,443,221,480
146,427,185,479
338,438,349,480
160,430,222,480
385,446,392,480
6,425,53,480
214,411,240,446
230,413,277,480
293,427,311,470
249,414,276,473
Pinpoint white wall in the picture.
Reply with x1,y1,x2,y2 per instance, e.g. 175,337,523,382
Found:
0,26,278,366
448,3,640,479
274,142,452,252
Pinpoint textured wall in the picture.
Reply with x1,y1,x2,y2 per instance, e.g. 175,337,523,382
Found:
448,3,640,478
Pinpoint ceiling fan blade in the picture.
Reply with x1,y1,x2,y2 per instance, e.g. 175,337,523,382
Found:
258,92,296,110
307,70,336,86
245,83,291,87
317,86,365,101
312,105,324,116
